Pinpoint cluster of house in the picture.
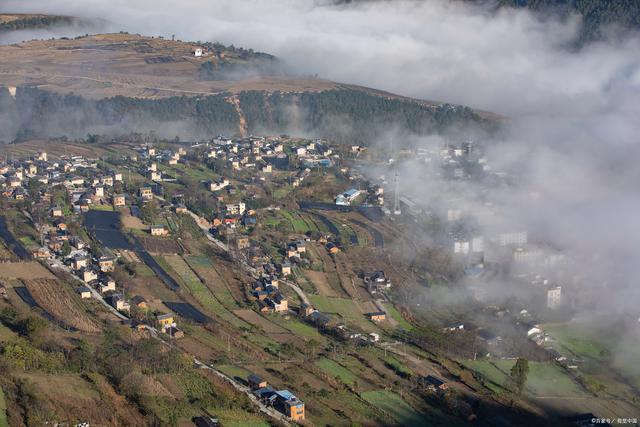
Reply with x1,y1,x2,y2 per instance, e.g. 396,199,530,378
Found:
0,151,125,213
24,210,126,307
410,140,489,181
247,374,305,421
209,201,258,236
136,144,186,168
252,275,288,314
204,135,284,173
520,318,579,367
204,135,339,190
363,270,392,295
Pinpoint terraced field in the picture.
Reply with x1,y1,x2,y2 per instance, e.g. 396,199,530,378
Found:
0,262,54,280
315,358,357,385
461,360,587,397
183,255,239,309
308,295,378,331
25,278,101,333
361,390,427,426
161,255,248,328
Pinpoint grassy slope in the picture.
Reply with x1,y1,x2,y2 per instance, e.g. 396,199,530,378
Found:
361,390,427,426
315,358,357,385
461,360,586,397
0,386,7,427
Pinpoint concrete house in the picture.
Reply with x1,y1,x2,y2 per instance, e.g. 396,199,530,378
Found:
98,255,116,272
279,262,292,276
156,313,175,330
112,194,126,207
50,206,63,217
131,295,148,309
72,255,90,270
139,185,153,201
99,278,116,294
150,225,169,236
420,375,449,392
275,390,305,421
110,293,130,312
366,311,386,322
77,286,92,299
247,374,268,389
81,268,98,283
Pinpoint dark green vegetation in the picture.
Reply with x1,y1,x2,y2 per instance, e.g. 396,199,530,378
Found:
198,42,285,81
0,15,77,32
199,58,285,80
494,0,640,42
0,86,491,144
339,0,640,43
509,357,529,395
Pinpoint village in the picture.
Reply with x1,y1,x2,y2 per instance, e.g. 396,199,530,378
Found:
0,133,636,426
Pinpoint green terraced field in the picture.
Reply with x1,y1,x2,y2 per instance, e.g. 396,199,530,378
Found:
384,303,414,330
161,255,248,328
461,360,587,397
268,315,321,339
361,390,427,426
316,357,357,385
215,364,252,381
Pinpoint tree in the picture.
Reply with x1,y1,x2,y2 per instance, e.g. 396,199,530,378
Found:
509,357,529,395
140,199,159,225
60,241,71,257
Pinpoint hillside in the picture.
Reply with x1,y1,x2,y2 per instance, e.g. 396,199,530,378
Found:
0,13,78,31
0,33,495,143
494,0,640,42
335,1,640,43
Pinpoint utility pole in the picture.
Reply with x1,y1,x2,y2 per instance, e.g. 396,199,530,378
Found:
393,167,401,215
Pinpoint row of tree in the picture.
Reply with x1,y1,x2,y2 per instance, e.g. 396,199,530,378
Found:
0,86,495,145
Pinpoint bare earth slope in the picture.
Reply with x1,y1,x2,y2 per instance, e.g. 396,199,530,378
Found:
0,33,337,99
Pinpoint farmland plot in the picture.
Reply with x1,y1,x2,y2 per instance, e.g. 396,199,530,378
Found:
162,255,247,327
0,262,54,280
25,279,101,333
184,255,238,309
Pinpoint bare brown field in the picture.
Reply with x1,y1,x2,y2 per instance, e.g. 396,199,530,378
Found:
302,269,338,297
331,251,362,300
0,241,15,261
138,236,183,254
119,250,141,263
0,33,337,100
25,278,101,333
120,213,147,230
311,244,351,298
0,261,54,279
3,139,114,158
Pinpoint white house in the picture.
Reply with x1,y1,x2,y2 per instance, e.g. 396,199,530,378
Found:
335,188,362,206
547,286,562,308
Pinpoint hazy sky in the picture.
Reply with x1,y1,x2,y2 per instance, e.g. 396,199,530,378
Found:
3,0,638,115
